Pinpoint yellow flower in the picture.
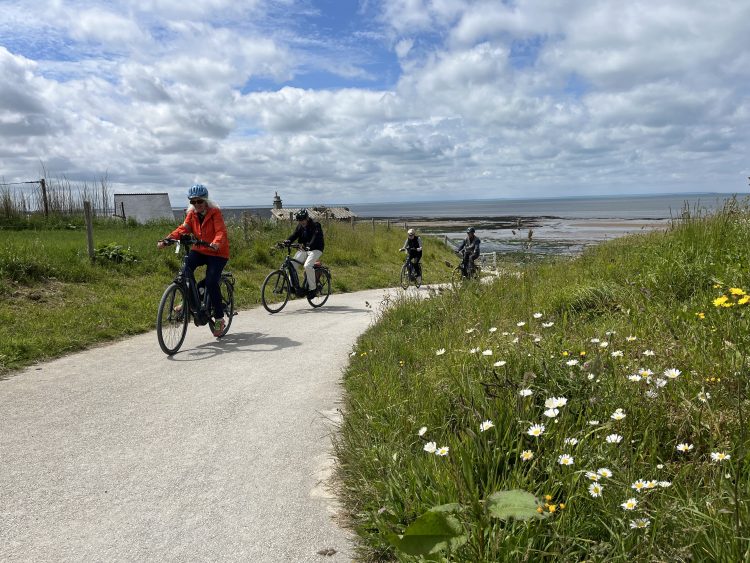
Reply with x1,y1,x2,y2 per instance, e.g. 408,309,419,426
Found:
721,302,734,308
713,295,728,307
739,296,750,305
562,351,569,357
536,506,544,513
729,287,746,296
696,312,705,319
559,503,566,510
548,504,557,513
713,283,723,288
580,351,587,357
545,494,552,501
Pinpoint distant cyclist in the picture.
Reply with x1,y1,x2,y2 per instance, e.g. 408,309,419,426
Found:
157,184,229,336
400,228,423,278
456,227,480,276
285,209,324,298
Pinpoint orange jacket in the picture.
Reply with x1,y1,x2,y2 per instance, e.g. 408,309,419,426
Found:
169,206,230,259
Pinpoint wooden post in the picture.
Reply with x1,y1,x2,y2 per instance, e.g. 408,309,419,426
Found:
404,222,407,230
371,218,375,232
386,220,390,230
39,178,49,218
242,211,250,243
83,200,95,263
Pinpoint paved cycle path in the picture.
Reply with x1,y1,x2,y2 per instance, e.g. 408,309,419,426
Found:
0,286,431,562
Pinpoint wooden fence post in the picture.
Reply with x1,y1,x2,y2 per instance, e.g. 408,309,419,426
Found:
242,211,250,243
83,200,95,263
39,178,49,218
386,220,390,230
371,218,375,232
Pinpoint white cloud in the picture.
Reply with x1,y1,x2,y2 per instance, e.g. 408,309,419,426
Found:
0,0,747,204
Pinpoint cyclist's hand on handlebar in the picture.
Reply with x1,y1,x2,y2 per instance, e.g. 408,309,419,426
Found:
208,242,218,251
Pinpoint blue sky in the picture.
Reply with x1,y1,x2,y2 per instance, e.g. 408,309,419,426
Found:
0,0,748,206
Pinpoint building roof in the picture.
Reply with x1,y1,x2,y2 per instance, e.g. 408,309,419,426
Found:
270,206,357,221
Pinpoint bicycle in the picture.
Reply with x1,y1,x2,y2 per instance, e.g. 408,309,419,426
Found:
156,235,235,355
261,241,331,313
451,249,480,289
399,248,422,289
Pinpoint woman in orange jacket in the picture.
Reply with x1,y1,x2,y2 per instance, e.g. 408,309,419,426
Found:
157,184,230,336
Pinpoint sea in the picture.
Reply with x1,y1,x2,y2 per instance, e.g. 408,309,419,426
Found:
225,192,742,255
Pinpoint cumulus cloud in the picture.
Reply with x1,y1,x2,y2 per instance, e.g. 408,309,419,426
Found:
0,0,747,204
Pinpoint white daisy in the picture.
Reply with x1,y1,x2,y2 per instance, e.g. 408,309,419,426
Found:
626,335,637,342
588,482,603,497
519,388,533,397
527,424,545,437
611,408,626,421
542,322,554,328
597,468,613,478
543,408,560,418
418,426,427,437
517,321,526,327
435,446,450,457
676,443,694,452
533,313,543,319
424,441,437,453
494,360,507,367
565,359,579,366
711,452,731,462
611,350,624,357
520,450,534,461
564,437,579,446
479,420,494,432
557,454,574,466
630,518,650,529
606,434,623,444
435,348,446,356
664,368,681,379
489,327,498,333
621,498,638,510
482,349,493,356
643,349,655,356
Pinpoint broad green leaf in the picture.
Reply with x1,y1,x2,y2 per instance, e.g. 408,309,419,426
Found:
486,490,539,521
429,503,464,513
387,511,467,556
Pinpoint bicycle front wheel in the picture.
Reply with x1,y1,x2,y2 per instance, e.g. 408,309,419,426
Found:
261,270,290,313
451,266,464,290
400,264,410,289
308,268,331,308
157,282,189,355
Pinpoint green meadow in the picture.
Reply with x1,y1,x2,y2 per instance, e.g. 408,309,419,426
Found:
338,200,750,561
0,216,455,374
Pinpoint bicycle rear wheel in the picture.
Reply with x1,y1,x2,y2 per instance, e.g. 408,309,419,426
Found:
157,282,189,355
308,267,331,308
261,270,290,313
208,277,234,337
414,265,422,288
400,264,410,289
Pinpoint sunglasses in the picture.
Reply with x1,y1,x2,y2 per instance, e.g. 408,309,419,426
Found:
189,198,205,205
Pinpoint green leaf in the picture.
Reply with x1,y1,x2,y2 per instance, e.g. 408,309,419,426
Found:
486,490,540,521
387,510,467,556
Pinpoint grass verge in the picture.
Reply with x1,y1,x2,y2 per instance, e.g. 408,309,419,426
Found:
0,218,456,374
338,200,750,561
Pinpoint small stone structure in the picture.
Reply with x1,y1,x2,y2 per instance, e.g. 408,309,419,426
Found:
269,192,357,222
113,193,174,223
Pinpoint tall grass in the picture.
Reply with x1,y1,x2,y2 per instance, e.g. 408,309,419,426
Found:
0,218,456,374
338,200,750,561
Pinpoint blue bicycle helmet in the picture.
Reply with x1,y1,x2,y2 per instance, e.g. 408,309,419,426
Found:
187,184,208,199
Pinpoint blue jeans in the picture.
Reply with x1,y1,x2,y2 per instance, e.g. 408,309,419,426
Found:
185,251,228,318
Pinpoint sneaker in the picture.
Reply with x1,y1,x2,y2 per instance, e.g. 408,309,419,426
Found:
295,288,307,298
212,318,226,337
307,290,317,299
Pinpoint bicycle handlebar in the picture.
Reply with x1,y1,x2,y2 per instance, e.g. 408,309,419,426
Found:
162,235,210,247
273,241,306,251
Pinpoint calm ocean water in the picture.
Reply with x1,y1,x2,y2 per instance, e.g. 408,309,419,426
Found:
222,192,740,255
348,193,735,220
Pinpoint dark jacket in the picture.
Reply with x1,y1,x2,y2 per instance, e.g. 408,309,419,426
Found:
288,220,324,251
457,235,480,259
403,236,423,258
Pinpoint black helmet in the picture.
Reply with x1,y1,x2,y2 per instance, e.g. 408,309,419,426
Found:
295,209,309,221
466,227,475,233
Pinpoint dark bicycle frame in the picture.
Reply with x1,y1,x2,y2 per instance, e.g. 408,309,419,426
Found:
156,235,235,354
164,236,234,326
261,241,331,313
400,248,422,289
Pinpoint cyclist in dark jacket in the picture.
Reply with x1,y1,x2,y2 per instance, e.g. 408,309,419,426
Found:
400,228,423,278
285,209,325,298
456,227,480,275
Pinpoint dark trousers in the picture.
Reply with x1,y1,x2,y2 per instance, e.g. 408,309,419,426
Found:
185,251,228,318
